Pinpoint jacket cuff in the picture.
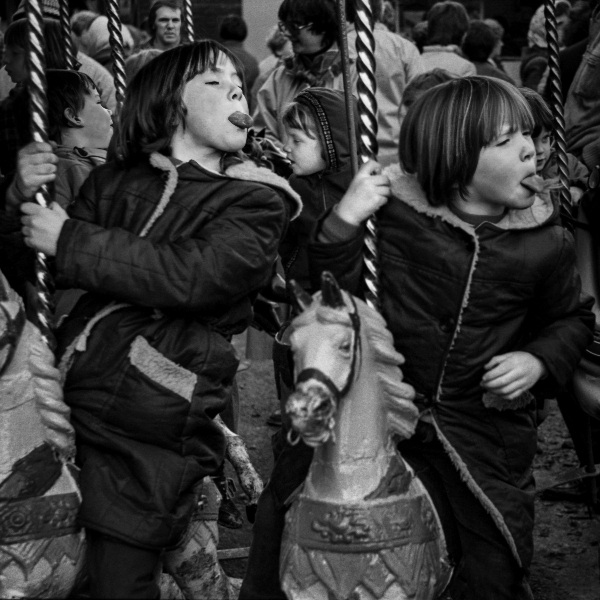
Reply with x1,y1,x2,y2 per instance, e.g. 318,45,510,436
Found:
318,205,361,243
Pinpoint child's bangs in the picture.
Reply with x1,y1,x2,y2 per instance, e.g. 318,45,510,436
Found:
478,83,534,146
282,102,317,139
184,43,244,85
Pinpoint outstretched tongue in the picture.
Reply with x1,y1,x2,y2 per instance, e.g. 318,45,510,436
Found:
521,174,545,193
228,111,253,129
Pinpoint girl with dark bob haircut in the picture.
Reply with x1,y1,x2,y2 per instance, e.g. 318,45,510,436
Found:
118,40,246,165
19,39,300,598
400,76,534,206
310,75,594,598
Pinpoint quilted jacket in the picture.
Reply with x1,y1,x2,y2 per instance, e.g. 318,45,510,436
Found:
55,153,300,549
309,165,595,567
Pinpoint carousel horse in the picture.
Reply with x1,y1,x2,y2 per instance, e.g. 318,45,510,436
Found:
280,272,453,600
0,271,262,599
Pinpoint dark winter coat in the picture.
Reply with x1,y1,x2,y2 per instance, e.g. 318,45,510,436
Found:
309,165,595,568
55,152,301,549
279,88,358,292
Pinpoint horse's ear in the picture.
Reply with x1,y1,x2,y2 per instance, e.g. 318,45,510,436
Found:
321,271,345,308
288,280,313,312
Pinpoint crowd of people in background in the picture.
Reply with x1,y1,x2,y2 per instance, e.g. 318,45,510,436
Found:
0,0,599,598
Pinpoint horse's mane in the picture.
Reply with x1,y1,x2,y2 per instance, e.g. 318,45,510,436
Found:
298,291,419,441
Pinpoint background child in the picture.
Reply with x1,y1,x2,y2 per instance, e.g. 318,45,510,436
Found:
279,87,358,293
19,41,300,599
309,76,594,599
520,86,589,204
399,67,455,124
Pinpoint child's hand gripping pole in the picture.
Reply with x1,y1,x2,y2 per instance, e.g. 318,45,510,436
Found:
214,415,264,506
336,160,391,227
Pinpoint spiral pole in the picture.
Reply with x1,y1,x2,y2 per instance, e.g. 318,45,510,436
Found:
335,0,359,177
58,0,77,70
26,0,57,353
182,0,195,44
544,0,573,221
105,0,127,110
355,0,380,311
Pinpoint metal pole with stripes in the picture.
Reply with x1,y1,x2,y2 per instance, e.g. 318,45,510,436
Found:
354,0,380,311
106,0,127,110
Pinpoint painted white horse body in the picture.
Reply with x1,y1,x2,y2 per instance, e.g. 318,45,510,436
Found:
0,275,85,598
0,273,260,599
280,274,453,600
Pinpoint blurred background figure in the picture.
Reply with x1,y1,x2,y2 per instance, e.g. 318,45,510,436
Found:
462,20,515,83
250,25,292,112
420,1,476,76
345,0,423,166
220,14,260,107
521,0,571,90
139,0,182,52
124,48,162,83
71,10,134,72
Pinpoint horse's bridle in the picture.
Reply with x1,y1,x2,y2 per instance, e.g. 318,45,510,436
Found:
294,295,361,403
0,301,26,377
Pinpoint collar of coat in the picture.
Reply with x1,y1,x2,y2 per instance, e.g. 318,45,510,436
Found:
383,163,557,236
140,152,302,239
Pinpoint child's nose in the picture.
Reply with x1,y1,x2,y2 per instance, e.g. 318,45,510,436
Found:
521,136,535,162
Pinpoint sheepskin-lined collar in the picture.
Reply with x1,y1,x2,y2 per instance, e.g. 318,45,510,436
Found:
147,153,302,229
383,164,557,235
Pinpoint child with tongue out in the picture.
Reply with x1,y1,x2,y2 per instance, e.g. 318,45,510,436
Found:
308,76,594,599
17,40,301,598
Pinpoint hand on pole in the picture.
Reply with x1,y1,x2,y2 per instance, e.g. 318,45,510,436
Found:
336,160,390,227
16,141,58,200
21,201,68,257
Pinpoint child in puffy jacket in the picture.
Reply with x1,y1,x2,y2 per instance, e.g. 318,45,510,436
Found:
18,41,300,599
309,77,594,599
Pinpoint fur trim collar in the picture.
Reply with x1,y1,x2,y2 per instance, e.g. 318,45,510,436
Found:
142,153,179,237
225,161,303,220
384,164,556,234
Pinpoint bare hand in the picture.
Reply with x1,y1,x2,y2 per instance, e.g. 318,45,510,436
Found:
336,160,390,227
16,142,58,200
21,202,68,256
481,351,547,400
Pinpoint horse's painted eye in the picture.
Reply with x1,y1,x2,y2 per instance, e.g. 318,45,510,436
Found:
339,341,351,353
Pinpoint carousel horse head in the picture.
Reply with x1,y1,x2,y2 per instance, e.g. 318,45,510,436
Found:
285,272,418,448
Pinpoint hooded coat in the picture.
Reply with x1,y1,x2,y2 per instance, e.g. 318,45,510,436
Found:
279,88,359,292
54,153,301,549
309,166,595,568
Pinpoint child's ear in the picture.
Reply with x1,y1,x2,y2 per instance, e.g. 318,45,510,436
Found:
64,107,83,128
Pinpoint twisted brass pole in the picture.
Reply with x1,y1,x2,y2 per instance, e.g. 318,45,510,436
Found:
58,0,77,70
105,0,127,110
182,0,195,44
26,0,56,353
544,0,573,219
355,0,380,311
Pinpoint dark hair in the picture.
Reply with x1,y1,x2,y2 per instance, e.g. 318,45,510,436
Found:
5,18,71,69
219,14,248,42
402,68,455,108
46,69,97,143
148,0,181,36
118,40,244,164
278,0,339,47
281,101,318,138
400,76,534,206
426,1,470,46
519,87,553,138
345,0,383,23
462,21,496,62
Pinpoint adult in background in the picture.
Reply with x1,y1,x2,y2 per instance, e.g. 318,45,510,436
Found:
140,0,182,52
70,10,134,73
220,14,260,107
462,21,515,84
520,0,571,90
345,0,423,167
253,0,356,147
420,1,476,77
565,4,600,170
